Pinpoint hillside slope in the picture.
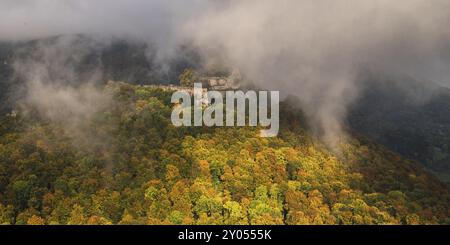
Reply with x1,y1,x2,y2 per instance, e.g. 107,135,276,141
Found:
3,37,450,186
0,82,448,225
0,35,203,114
348,73,450,182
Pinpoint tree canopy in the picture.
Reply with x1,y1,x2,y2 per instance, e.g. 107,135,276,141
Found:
0,82,448,225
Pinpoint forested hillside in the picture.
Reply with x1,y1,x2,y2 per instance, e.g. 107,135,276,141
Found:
3,37,450,186
0,35,204,114
0,82,448,225
349,73,450,183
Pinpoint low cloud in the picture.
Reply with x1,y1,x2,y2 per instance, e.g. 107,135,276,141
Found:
2,0,450,146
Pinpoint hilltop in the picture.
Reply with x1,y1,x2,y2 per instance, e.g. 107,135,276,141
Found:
2,35,450,185
0,82,448,224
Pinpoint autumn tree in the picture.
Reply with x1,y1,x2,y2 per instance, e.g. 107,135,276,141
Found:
179,68,198,87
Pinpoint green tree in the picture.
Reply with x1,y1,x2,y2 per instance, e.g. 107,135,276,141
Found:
67,204,87,225
179,68,198,87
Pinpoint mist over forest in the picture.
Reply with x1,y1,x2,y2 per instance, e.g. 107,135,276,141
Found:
0,0,449,225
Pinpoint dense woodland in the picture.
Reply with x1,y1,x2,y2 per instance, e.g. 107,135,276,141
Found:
349,73,450,183
0,82,449,225
3,37,450,185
